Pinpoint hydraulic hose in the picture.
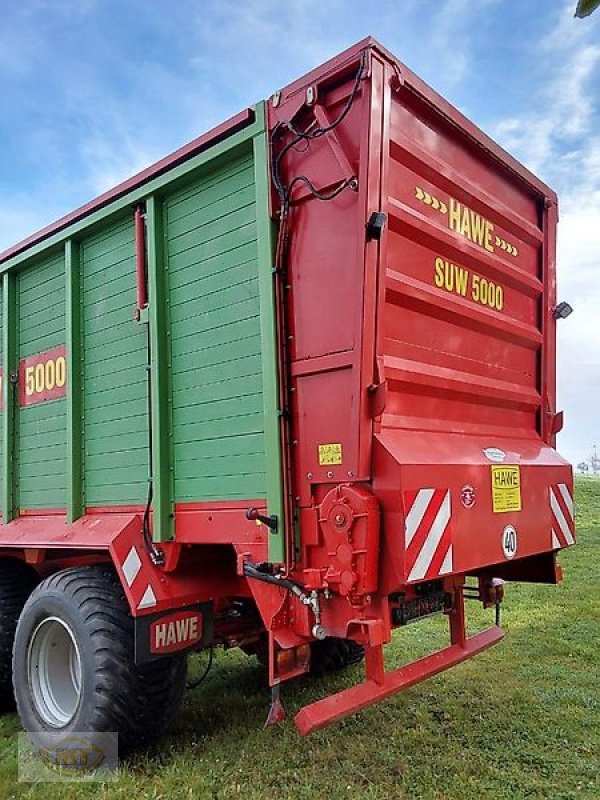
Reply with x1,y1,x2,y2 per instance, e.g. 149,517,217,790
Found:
243,563,305,597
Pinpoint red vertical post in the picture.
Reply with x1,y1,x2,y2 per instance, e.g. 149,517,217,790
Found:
134,205,147,319
448,585,467,649
364,643,385,685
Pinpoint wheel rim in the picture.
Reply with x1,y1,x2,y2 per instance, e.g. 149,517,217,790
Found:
27,616,82,727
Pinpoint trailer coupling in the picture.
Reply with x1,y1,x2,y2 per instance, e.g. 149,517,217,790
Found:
294,586,504,735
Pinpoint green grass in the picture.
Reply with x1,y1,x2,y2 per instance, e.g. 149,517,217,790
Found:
1,478,599,799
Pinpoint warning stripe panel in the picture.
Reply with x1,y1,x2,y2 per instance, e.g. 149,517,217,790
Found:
404,488,453,582
118,544,158,611
550,483,575,549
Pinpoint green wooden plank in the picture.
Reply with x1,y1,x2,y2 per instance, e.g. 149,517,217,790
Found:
176,452,265,480
172,376,264,412
172,354,263,395
19,300,65,326
174,474,266,501
82,337,147,368
82,397,147,422
17,253,67,510
167,247,257,293
166,184,256,239
167,231,257,276
165,145,267,505
85,482,148,506
169,304,260,351
85,431,150,456
166,206,256,258
19,489,67,508
86,447,149,472
168,265,259,312
166,156,254,212
83,266,141,296
19,255,63,288
81,216,149,507
171,335,261,375
173,414,264,446
173,393,264,427
82,220,134,256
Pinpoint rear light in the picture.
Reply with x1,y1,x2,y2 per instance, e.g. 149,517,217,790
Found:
276,648,296,674
297,644,311,669
275,644,311,677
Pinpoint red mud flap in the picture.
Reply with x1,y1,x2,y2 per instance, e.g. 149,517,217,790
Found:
294,626,504,735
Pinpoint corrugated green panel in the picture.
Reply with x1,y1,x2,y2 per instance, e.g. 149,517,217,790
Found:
167,147,267,502
81,217,149,506
17,253,66,509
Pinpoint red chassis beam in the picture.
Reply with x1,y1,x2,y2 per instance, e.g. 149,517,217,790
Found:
295,625,504,735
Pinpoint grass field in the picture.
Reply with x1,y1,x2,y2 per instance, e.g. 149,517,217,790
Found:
1,479,598,799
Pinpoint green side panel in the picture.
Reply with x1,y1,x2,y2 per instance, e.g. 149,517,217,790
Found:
0,283,3,506
81,217,149,506
166,145,267,502
17,254,67,509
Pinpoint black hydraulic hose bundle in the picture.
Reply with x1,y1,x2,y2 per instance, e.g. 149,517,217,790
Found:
243,562,306,598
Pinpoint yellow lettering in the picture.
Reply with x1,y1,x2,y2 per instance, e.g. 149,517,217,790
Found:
484,221,494,252
25,366,35,396
444,261,454,292
471,211,486,247
448,197,461,232
35,363,44,394
55,356,66,388
447,197,498,255
45,359,55,391
455,267,468,296
434,257,445,288
434,255,506,313
460,206,472,240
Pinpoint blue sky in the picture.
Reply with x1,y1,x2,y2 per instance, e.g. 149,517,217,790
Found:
0,0,598,466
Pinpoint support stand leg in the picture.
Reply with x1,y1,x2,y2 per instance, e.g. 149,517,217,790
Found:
448,584,467,648
364,643,385,685
265,683,287,727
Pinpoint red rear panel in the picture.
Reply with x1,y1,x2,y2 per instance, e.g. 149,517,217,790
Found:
268,39,573,596
372,48,572,589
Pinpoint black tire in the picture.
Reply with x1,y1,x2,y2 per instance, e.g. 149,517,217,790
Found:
0,559,38,710
13,564,186,753
310,637,365,676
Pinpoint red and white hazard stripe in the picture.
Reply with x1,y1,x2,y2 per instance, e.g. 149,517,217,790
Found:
404,488,453,582
121,545,158,611
550,483,575,549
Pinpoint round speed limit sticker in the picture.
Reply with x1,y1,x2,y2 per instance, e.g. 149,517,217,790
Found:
502,525,518,559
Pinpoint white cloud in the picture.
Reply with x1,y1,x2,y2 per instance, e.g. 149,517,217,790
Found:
489,1,600,464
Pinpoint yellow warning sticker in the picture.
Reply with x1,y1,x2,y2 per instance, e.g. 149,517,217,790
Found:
318,443,343,466
491,465,521,513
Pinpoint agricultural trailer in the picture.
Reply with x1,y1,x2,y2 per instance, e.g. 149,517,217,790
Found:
0,38,574,750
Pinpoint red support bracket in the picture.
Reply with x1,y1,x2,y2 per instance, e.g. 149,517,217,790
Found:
294,626,504,735
134,204,147,320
